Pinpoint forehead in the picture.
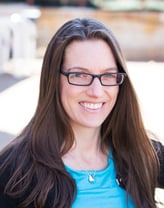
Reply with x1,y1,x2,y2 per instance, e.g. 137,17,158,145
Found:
63,39,116,70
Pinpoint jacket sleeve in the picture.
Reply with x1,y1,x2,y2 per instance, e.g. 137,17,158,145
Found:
152,140,164,188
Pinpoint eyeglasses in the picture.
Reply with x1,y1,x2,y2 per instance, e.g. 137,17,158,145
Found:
60,70,126,86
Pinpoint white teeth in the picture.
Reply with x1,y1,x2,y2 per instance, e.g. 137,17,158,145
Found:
81,103,103,110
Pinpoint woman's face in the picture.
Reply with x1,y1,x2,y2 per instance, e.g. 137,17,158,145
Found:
60,39,119,130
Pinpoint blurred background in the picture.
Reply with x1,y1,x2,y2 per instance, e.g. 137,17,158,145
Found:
0,0,164,204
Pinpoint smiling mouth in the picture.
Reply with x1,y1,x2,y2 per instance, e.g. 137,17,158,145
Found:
80,102,103,110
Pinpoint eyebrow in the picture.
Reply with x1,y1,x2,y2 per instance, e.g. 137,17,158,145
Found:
66,66,118,72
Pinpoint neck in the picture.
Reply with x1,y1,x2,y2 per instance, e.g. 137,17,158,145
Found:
62,126,109,170
72,125,101,151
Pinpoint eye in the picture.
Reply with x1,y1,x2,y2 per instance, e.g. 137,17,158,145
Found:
70,72,88,78
103,73,116,79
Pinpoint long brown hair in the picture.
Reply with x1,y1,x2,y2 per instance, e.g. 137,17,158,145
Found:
0,18,159,208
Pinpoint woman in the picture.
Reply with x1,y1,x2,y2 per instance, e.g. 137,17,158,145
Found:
0,18,163,208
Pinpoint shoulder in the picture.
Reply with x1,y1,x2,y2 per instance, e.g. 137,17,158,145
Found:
152,139,164,162
151,140,164,188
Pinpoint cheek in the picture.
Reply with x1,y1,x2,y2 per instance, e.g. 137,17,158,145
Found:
60,76,70,99
60,76,83,99
108,86,119,99
60,85,81,121
114,88,119,100
60,78,78,109
60,86,71,117
60,78,68,109
115,88,119,102
60,83,69,107
61,82,75,101
107,87,119,107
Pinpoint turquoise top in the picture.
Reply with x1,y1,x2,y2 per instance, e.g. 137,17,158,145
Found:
65,152,135,208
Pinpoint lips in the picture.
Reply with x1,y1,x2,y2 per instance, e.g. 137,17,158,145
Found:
80,102,103,110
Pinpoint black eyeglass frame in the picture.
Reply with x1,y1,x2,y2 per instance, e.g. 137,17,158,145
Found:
60,70,126,86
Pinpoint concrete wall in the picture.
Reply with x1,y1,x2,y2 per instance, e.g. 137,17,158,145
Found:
36,7,164,61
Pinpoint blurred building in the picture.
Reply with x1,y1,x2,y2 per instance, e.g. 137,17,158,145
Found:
0,0,164,63
0,3,40,74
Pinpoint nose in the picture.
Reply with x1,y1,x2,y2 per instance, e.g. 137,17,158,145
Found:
86,77,104,97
